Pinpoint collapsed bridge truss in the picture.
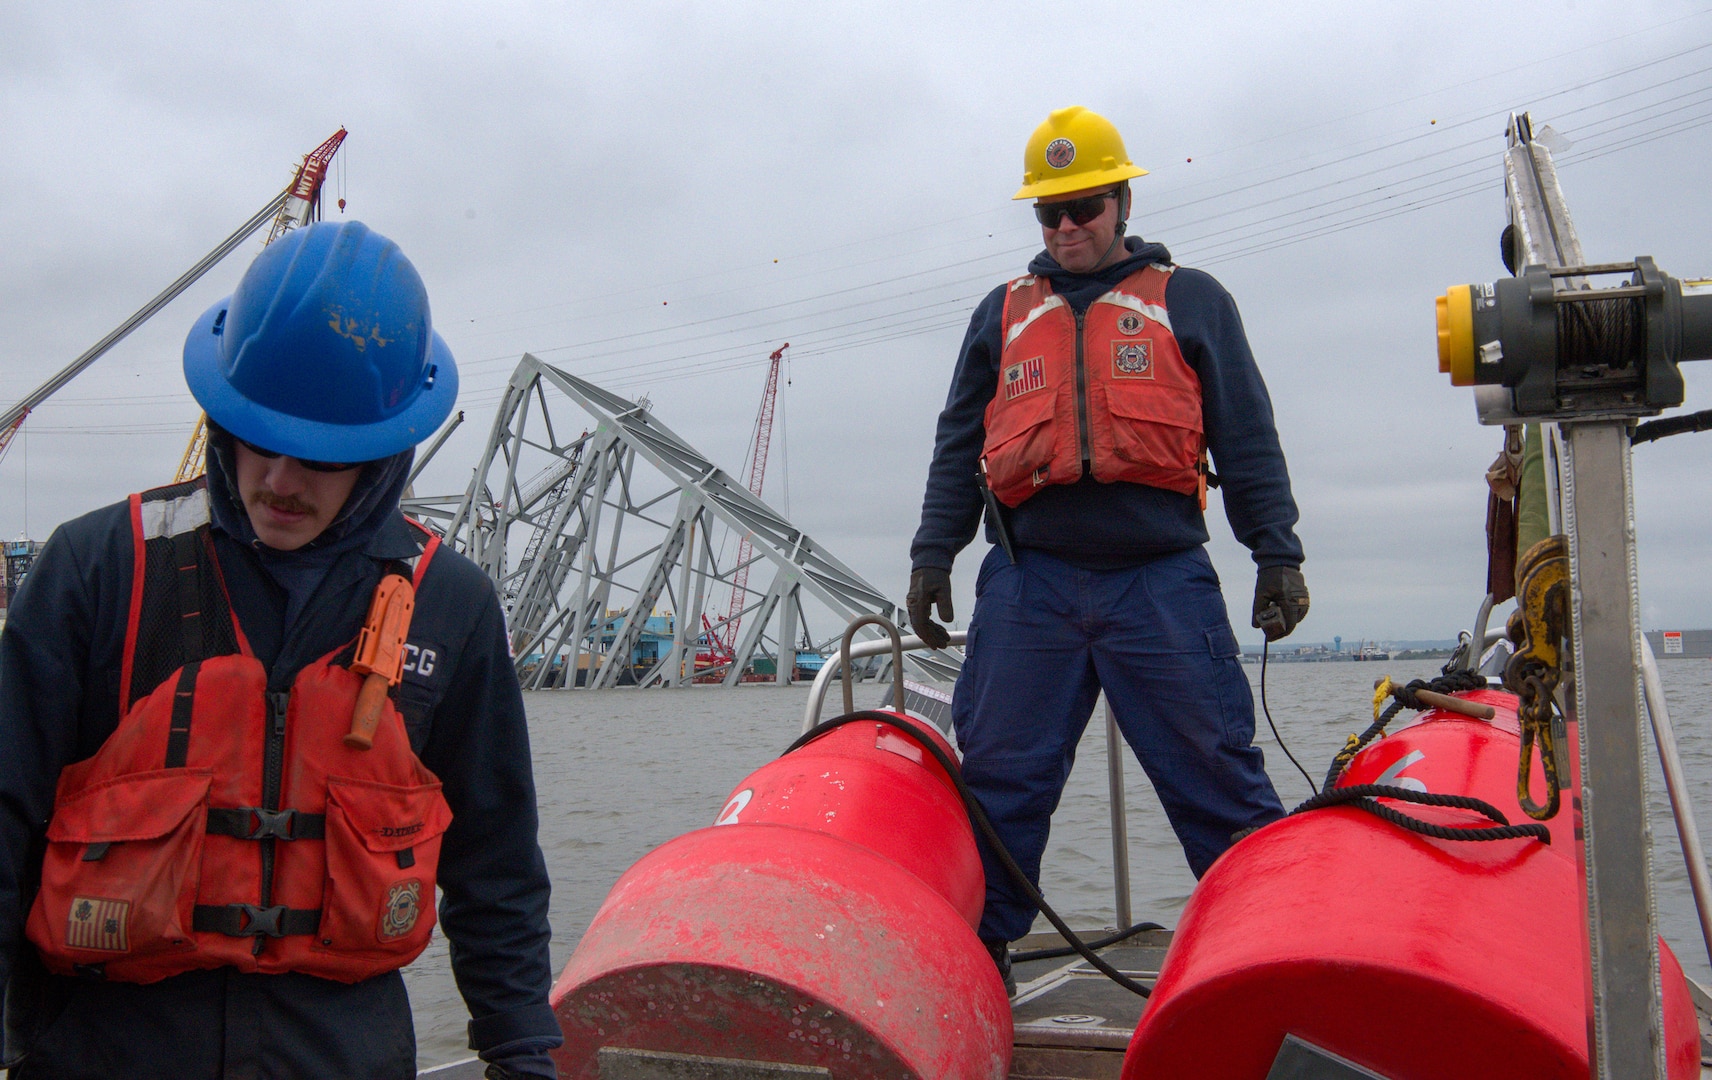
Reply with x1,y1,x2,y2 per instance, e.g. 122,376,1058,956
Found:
403,354,962,690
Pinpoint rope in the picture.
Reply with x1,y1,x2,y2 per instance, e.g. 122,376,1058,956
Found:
1323,669,1488,790
1292,784,1552,845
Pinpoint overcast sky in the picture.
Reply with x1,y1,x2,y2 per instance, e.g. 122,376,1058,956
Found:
4,1,1711,648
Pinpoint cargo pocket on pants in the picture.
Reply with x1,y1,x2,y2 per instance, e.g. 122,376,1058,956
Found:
26,769,212,974
1205,625,1257,749
314,776,453,974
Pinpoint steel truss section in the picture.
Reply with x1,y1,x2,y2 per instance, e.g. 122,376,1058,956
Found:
403,354,962,690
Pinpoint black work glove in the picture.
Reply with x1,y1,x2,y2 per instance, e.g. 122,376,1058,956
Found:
1252,566,1310,642
907,567,954,650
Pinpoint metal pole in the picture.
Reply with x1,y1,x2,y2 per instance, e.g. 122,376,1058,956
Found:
1559,420,1665,1078
1639,636,1712,971
1104,698,1132,930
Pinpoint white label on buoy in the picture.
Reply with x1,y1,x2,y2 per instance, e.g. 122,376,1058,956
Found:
1374,750,1428,792
714,788,753,826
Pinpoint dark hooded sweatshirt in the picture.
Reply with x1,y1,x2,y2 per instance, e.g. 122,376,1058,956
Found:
911,236,1304,573
0,435,559,1079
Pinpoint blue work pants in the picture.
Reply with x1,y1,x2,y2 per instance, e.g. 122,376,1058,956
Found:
952,545,1285,944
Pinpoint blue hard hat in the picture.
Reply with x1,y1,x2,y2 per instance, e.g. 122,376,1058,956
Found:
183,220,459,463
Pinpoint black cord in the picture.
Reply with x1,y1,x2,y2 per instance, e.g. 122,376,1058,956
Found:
1011,920,1165,963
1633,407,1712,445
1261,640,1319,795
785,712,1154,998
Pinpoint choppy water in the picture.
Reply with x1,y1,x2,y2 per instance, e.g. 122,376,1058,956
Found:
403,658,1712,1069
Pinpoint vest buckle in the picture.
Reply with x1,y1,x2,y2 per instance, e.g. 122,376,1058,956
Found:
248,808,298,840
235,904,288,938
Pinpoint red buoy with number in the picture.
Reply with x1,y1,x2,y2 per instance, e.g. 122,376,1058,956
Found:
1122,687,1701,1079
550,712,1011,1079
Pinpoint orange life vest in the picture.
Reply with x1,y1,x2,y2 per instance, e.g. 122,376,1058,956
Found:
981,264,1206,508
25,480,452,985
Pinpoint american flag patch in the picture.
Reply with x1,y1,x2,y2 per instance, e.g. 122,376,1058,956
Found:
67,896,130,952
1004,356,1046,400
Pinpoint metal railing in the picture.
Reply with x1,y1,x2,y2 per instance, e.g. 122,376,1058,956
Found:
804,626,1135,930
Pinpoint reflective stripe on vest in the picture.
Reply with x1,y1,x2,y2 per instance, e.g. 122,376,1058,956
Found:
982,264,1205,508
26,483,451,985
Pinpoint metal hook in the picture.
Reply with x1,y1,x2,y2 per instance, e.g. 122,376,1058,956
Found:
839,614,908,717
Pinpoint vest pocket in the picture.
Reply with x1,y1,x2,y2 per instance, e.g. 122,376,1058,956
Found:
1102,388,1202,486
315,776,453,972
983,389,1059,507
26,769,211,976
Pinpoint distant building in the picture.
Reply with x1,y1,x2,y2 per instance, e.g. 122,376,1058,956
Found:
3,539,42,611
1645,630,1712,659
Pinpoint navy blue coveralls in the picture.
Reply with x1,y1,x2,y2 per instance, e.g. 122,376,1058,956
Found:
0,448,559,1078
912,237,1305,945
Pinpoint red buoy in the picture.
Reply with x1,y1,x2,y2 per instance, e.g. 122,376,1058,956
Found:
551,712,1011,1078
1123,688,1701,1078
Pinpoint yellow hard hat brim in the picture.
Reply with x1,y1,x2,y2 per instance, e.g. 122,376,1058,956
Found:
1014,162,1149,201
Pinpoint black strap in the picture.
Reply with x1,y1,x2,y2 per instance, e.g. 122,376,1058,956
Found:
192,904,320,938
172,530,203,667
205,808,325,841
164,661,201,769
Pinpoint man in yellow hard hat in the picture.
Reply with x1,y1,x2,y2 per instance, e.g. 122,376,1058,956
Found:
906,106,1310,991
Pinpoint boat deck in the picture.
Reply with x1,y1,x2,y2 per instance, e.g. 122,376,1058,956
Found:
419,926,1712,1078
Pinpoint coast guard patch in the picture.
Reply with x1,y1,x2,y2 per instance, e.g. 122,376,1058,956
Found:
67,896,129,952
378,880,422,941
1116,312,1144,336
1045,138,1075,169
1004,356,1046,400
1112,341,1153,379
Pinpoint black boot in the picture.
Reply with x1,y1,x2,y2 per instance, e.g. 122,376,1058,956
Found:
985,939,1017,997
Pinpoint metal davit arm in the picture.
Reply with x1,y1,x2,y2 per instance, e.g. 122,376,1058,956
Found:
802,629,968,733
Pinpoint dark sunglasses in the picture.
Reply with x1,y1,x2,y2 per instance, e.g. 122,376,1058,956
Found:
1033,191,1118,229
234,437,362,473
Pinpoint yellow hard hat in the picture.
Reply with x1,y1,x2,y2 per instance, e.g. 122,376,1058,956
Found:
1014,106,1149,200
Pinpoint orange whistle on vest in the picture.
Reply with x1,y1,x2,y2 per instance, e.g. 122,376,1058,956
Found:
345,573,416,750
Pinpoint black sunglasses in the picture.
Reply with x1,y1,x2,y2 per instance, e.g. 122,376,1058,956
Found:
234,437,363,473
1033,191,1118,229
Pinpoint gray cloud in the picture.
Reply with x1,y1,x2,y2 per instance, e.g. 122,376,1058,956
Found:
4,0,1710,646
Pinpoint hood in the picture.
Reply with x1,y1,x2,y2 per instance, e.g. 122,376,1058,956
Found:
1028,235,1173,294
206,422,414,564
205,424,416,633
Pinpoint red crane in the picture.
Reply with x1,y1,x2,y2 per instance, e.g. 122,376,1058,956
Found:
266,127,347,244
703,345,788,667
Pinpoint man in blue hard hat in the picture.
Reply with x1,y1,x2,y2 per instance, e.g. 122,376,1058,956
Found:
0,222,562,1079
906,107,1309,992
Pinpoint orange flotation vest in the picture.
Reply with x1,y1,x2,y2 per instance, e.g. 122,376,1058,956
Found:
981,264,1207,508
25,480,452,985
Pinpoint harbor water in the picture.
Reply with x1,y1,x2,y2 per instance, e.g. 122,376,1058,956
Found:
403,658,1712,1069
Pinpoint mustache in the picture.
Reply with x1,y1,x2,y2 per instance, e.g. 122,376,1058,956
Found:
254,493,314,515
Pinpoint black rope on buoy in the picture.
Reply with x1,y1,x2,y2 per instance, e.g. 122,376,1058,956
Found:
1291,783,1551,845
